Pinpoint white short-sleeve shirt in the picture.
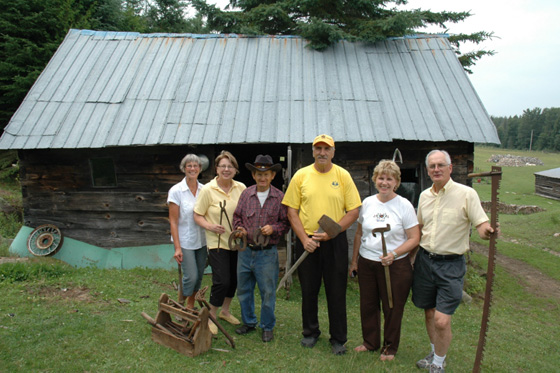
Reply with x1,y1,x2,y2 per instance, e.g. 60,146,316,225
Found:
167,178,206,250
358,194,419,262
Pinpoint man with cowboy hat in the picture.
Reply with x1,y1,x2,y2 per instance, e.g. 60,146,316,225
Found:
232,154,290,342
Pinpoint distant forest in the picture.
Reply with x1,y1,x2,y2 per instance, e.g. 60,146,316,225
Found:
490,107,560,151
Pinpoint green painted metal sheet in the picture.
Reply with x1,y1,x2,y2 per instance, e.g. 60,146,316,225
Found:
9,226,176,269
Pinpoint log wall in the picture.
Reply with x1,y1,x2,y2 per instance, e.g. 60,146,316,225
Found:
535,175,560,201
18,141,473,248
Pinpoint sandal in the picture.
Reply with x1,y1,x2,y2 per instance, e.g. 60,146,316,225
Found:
380,353,395,361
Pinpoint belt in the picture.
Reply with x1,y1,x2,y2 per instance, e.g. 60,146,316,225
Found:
247,244,273,251
421,247,463,261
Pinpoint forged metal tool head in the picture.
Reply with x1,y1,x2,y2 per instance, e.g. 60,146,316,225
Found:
372,224,391,236
317,215,342,239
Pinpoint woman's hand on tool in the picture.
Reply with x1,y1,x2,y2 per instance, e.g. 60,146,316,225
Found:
173,247,183,264
209,224,226,234
379,253,394,267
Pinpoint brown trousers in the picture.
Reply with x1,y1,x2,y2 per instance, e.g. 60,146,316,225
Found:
357,254,413,355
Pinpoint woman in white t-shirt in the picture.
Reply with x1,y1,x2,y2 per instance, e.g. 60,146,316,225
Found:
168,154,207,310
350,160,420,361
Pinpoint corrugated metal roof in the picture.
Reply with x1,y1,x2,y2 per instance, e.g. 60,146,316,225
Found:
535,167,560,179
0,29,500,149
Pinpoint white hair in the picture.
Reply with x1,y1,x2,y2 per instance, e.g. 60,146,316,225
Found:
425,150,451,167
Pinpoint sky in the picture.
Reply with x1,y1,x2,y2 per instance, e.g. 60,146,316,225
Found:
209,0,560,117
400,0,560,117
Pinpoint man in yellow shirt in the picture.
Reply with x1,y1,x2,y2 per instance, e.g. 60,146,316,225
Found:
413,150,495,373
282,134,361,355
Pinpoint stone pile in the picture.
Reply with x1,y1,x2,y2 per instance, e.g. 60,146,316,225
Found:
480,201,545,215
487,154,544,167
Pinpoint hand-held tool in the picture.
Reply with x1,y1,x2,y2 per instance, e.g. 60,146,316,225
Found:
178,263,184,304
469,167,502,373
228,229,247,251
253,227,270,247
372,224,393,308
217,200,233,250
276,215,341,292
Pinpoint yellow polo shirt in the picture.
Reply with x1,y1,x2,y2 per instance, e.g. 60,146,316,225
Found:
417,178,488,255
194,177,246,250
282,164,361,235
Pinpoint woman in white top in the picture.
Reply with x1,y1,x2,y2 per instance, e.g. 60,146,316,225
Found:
350,160,420,361
168,154,207,310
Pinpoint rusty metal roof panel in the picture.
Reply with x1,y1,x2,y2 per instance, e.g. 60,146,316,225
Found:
0,29,499,150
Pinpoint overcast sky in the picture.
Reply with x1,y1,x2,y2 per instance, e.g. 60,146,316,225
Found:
402,0,560,117
210,0,560,117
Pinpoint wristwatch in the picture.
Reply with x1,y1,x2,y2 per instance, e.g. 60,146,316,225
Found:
390,250,398,259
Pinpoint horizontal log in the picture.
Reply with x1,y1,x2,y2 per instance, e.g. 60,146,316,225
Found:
24,191,169,212
24,211,170,231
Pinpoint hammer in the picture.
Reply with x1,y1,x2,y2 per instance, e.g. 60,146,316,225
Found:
276,214,342,292
372,224,393,309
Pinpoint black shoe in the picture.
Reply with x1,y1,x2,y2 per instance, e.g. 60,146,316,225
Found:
262,330,274,342
235,324,256,335
301,336,318,348
331,341,347,355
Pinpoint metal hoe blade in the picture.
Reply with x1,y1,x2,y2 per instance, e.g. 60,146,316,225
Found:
469,166,502,373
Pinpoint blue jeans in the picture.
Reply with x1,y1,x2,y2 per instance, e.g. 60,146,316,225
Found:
181,246,208,296
237,245,279,331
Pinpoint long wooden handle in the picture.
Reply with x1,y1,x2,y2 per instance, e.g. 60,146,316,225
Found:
141,312,177,337
277,250,309,292
381,235,393,308
177,263,183,302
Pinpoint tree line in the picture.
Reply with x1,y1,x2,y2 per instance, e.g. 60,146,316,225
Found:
491,108,560,152
1,0,494,131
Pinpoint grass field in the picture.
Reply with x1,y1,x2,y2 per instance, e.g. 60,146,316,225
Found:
1,146,559,372
472,146,560,281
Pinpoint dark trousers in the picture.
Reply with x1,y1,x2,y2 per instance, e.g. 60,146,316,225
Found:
357,255,412,355
208,248,238,307
296,231,348,344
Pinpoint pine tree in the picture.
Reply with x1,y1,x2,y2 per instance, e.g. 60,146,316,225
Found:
191,0,494,72
0,0,92,128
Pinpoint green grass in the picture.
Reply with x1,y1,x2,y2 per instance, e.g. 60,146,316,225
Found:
473,147,560,281
1,260,559,372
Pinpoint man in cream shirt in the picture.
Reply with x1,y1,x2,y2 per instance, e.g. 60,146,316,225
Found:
413,150,495,373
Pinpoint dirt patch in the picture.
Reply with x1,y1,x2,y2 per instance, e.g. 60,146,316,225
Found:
0,257,29,264
38,286,93,302
470,242,560,300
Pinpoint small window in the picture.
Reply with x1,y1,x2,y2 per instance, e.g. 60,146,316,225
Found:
90,158,117,187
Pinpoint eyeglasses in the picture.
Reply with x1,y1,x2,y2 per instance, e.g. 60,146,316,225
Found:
428,163,449,170
185,164,200,169
217,165,235,170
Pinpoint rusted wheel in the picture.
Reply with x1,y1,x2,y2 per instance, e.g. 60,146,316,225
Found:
27,224,64,257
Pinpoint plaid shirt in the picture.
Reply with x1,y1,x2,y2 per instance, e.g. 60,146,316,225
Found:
233,185,290,245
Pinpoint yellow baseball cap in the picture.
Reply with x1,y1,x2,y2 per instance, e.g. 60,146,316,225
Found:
312,134,335,147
